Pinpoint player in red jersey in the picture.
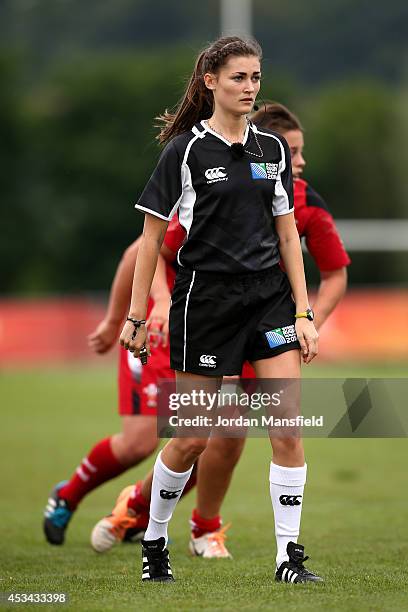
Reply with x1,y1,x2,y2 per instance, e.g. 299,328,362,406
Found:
43,218,185,545
253,102,350,330
90,101,350,559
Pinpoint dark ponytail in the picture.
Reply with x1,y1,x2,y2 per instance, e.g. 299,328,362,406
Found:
156,36,262,145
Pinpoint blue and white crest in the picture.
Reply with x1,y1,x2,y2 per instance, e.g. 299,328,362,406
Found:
250,162,268,179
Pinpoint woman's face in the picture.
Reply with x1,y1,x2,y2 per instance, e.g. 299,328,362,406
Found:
282,129,306,179
205,55,261,116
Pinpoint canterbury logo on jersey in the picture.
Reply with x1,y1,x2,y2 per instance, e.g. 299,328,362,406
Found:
205,167,228,184
160,489,182,500
199,354,217,367
279,494,302,506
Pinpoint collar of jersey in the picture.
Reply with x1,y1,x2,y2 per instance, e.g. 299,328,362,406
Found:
200,119,251,148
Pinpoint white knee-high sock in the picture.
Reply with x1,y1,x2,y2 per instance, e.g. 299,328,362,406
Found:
269,462,307,568
144,451,193,544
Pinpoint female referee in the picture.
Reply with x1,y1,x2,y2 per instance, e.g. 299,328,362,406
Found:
120,36,322,584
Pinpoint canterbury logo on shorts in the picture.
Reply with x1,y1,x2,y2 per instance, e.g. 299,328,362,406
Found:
279,494,302,506
199,354,217,367
205,167,228,184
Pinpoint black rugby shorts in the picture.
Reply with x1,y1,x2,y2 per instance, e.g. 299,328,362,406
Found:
169,264,300,376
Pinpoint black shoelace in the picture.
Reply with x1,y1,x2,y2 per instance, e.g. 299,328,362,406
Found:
148,549,170,575
291,555,315,576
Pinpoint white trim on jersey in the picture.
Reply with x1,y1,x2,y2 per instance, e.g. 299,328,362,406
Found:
136,131,201,223
134,205,171,221
183,271,196,371
191,125,207,139
201,119,250,147
175,131,201,266
251,125,291,215
168,160,191,221
177,162,196,267
272,181,292,216
273,205,294,216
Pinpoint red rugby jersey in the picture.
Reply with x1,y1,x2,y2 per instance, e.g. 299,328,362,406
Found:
146,215,182,316
163,179,351,272
294,179,350,271
163,215,186,255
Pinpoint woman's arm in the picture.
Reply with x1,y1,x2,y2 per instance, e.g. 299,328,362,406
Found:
313,268,347,331
301,203,350,331
148,253,172,348
120,214,169,355
88,232,173,353
275,212,318,364
88,238,141,354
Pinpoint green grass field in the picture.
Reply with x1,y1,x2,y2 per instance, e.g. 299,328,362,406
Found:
1,363,407,611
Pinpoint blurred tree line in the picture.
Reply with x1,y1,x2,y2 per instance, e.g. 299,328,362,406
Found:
1,0,407,85
1,0,407,293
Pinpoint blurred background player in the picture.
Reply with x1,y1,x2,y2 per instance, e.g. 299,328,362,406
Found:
42,217,189,545
90,101,351,558
251,102,350,329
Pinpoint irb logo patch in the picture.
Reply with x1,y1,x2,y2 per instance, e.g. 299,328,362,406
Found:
250,162,279,180
265,325,297,348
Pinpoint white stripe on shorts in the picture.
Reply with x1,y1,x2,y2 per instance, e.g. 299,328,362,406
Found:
183,271,196,371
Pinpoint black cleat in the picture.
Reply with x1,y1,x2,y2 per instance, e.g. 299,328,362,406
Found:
275,542,323,584
43,481,73,545
141,537,174,582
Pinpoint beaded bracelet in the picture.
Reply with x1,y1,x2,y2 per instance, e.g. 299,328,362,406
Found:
126,317,146,340
126,317,148,364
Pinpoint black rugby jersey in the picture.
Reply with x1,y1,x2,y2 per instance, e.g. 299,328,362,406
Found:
136,121,293,273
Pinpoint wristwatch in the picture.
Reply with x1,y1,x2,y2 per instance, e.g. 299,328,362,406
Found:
295,308,314,321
